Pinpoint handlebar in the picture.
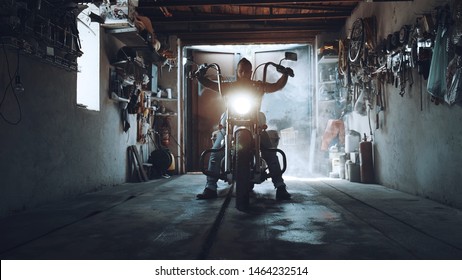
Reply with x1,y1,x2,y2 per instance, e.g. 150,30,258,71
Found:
194,61,293,94
195,62,294,79
193,63,223,97
193,63,221,78
262,62,294,84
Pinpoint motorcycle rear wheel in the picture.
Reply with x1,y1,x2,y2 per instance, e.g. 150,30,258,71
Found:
234,130,253,211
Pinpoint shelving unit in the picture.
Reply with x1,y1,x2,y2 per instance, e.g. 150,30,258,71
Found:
317,56,340,127
101,2,180,173
315,55,341,176
150,95,178,118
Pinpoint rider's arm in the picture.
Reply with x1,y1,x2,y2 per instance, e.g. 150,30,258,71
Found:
264,72,289,93
197,75,220,92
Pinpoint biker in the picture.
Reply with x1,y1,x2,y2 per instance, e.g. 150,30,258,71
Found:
195,57,293,200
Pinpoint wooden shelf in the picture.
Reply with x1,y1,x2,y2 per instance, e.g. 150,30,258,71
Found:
104,27,147,47
155,112,177,117
152,97,177,101
319,80,337,85
144,92,177,101
318,55,338,64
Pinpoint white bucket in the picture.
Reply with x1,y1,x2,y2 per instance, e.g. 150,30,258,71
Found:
332,158,341,174
345,130,361,152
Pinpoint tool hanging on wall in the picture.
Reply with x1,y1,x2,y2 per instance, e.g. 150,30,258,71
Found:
128,145,149,182
375,74,385,129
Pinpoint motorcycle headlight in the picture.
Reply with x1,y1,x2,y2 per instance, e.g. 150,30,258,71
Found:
231,94,252,115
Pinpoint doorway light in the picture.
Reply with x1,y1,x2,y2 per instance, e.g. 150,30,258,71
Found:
76,3,100,111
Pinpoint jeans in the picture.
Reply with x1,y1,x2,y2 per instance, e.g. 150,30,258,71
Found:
205,129,285,191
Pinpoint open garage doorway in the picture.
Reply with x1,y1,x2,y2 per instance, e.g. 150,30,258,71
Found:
182,44,316,179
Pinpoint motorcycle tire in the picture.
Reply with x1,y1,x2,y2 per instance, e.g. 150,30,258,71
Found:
234,130,253,211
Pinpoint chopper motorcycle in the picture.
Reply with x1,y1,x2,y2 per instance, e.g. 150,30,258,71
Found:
196,52,296,211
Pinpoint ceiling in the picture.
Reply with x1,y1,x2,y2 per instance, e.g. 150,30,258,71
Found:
135,0,364,45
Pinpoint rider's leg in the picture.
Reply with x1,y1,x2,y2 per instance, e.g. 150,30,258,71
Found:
260,131,291,200
260,131,284,186
206,130,225,191
197,130,225,199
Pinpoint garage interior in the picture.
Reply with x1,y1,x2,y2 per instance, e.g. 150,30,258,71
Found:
1,0,462,260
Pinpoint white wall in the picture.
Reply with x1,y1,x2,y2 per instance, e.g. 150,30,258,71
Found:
342,0,462,208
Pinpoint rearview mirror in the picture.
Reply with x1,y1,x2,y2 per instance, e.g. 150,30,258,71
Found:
285,52,297,61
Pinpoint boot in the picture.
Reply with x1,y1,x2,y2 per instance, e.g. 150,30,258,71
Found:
276,185,291,200
196,188,217,199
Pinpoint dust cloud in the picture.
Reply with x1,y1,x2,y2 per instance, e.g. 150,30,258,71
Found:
259,46,317,178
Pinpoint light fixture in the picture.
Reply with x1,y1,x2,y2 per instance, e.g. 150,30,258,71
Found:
14,75,24,94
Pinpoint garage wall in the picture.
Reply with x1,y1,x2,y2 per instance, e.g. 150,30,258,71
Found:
342,0,462,208
0,31,138,217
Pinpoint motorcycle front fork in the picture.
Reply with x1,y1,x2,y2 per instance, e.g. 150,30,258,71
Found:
199,135,287,183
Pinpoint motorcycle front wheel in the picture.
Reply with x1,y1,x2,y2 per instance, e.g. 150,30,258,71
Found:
234,130,253,211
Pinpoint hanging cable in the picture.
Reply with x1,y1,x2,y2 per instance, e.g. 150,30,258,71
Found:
1,43,22,125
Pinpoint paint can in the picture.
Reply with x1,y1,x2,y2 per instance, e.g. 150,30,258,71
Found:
359,134,374,183
347,161,360,182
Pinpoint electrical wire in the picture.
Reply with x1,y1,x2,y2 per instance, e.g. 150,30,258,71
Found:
168,131,186,166
1,43,22,125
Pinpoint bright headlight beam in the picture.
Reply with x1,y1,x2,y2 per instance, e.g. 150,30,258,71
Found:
231,95,252,115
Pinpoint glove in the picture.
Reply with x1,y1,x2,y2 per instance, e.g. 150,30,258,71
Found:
285,67,294,77
276,65,295,77
194,64,208,78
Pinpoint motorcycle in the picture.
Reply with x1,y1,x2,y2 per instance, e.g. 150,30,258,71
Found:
196,52,297,211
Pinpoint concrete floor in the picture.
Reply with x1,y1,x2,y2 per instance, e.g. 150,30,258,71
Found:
1,174,462,260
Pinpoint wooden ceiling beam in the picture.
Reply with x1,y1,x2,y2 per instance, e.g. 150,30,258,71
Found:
178,31,316,45
138,11,351,23
241,4,356,12
138,0,361,8
138,4,355,13
155,24,334,45
156,25,332,33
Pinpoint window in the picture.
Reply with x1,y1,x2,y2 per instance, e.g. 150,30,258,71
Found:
76,4,100,111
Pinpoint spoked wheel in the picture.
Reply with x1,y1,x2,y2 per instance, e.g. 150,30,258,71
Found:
234,130,253,211
338,39,348,76
349,18,365,63
338,39,350,87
